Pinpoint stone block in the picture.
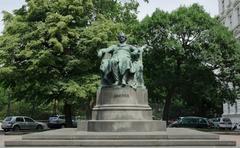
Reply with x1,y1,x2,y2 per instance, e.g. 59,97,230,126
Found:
88,120,166,132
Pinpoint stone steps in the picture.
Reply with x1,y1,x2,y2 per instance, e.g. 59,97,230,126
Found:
5,147,238,148
5,139,236,147
4,128,237,147
22,134,219,140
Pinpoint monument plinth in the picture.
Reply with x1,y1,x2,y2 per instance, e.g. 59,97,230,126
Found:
88,87,166,132
93,87,152,121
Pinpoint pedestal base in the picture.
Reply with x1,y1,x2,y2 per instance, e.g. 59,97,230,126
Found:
78,120,166,132
4,128,237,147
93,87,152,120
87,87,166,132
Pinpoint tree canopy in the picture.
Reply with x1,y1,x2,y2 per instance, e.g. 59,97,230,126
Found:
0,0,141,125
133,4,240,122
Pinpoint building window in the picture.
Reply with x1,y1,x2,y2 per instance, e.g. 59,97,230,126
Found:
222,0,225,12
228,103,230,114
229,15,233,27
235,102,238,113
227,0,231,7
237,7,240,24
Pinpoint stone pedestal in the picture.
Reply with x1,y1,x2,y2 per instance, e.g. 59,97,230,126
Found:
84,86,166,132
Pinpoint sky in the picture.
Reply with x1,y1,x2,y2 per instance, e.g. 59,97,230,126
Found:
0,0,219,33
137,0,219,20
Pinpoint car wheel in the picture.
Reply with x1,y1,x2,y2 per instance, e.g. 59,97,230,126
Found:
36,125,43,130
232,125,236,130
3,129,9,132
61,124,65,128
13,126,20,131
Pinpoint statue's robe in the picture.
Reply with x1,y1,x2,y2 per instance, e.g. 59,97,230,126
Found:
111,43,139,75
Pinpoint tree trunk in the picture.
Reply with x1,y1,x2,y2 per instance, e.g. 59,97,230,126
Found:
162,59,182,124
30,100,36,118
6,90,11,116
53,98,57,115
162,87,175,125
7,98,11,116
86,97,95,120
64,102,73,128
86,108,91,120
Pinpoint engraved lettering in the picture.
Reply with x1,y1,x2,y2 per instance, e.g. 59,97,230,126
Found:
114,94,129,98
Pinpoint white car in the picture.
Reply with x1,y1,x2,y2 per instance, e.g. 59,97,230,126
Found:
0,122,2,131
219,117,232,129
210,117,232,129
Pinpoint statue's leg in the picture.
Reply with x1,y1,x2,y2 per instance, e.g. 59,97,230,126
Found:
112,59,120,85
122,70,129,86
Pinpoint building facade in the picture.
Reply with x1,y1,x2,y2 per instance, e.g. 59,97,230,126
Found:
218,0,240,123
218,0,240,38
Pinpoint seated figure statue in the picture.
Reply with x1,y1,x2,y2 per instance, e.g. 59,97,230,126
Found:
98,32,148,88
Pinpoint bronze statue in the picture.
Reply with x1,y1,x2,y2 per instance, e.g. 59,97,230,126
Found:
98,32,148,88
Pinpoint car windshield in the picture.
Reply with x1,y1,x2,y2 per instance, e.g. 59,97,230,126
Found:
223,118,231,122
50,115,58,118
4,117,12,122
59,116,65,119
49,115,65,120
177,117,182,121
49,116,58,120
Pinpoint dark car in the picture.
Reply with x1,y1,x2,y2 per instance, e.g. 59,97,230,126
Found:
47,115,77,128
169,116,210,128
1,116,46,132
207,119,217,128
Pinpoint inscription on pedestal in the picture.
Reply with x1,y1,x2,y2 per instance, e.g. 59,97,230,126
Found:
114,94,129,98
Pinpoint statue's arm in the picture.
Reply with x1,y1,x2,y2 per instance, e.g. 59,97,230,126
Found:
130,45,140,55
130,44,152,61
141,44,152,52
97,45,115,58
134,44,152,54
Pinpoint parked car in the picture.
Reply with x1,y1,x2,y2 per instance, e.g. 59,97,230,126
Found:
1,116,46,132
207,119,217,128
0,121,2,131
232,122,240,130
208,118,220,129
47,115,77,128
209,117,232,130
169,116,210,128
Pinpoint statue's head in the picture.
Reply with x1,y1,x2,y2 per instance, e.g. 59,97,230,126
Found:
117,32,127,43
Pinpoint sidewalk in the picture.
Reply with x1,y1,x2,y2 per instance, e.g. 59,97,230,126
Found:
0,131,239,147
220,135,240,146
0,134,21,147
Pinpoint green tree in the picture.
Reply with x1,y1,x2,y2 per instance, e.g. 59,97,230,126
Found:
0,86,8,119
0,0,142,126
134,4,240,123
